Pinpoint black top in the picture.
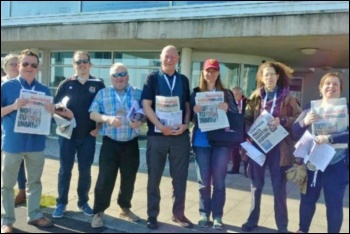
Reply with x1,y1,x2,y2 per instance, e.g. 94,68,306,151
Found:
54,75,105,138
141,70,190,135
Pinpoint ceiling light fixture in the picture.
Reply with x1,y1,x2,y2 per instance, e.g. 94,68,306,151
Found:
300,48,318,55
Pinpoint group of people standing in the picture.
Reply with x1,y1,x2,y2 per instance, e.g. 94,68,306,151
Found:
1,46,348,234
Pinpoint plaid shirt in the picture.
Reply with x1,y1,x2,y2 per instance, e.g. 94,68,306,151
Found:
89,85,142,142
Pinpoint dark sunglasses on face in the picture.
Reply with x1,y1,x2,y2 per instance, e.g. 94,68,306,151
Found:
74,59,90,65
22,62,38,68
112,72,127,78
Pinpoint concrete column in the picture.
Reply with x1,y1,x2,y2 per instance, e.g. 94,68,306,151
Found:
180,47,192,80
40,49,50,86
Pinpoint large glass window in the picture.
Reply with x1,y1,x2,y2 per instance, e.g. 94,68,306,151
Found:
11,1,79,17
242,64,258,97
1,1,10,19
82,1,169,12
114,52,160,67
173,1,229,6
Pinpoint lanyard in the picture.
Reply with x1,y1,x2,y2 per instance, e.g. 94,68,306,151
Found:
263,92,277,115
17,77,35,91
115,86,130,106
163,75,176,96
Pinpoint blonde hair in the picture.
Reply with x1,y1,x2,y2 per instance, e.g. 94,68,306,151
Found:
2,53,19,70
110,62,127,75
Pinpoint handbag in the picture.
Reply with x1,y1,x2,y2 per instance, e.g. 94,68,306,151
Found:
285,163,308,194
207,112,244,147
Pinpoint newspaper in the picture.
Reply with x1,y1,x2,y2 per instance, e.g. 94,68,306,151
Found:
127,101,145,122
293,130,335,172
53,114,76,139
195,91,229,132
240,142,266,166
247,110,289,153
311,97,348,135
14,89,53,135
155,96,181,133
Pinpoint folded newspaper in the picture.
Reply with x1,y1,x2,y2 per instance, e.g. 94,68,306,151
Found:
311,97,348,135
195,91,229,132
240,142,266,166
293,130,335,172
155,96,182,133
53,114,76,139
247,110,289,153
14,89,53,135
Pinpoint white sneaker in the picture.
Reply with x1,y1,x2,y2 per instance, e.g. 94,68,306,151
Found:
119,208,140,222
91,212,104,228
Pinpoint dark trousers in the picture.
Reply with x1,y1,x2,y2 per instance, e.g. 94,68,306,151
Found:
299,157,349,233
230,145,241,172
146,133,190,218
93,136,140,213
57,135,96,207
246,146,288,230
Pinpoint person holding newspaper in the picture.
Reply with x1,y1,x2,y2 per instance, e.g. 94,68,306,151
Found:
292,72,349,233
190,59,238,229
241,61,301,233
89,63,144,228
1,53,27,206
141,45,193,230
52,51,105,219
1,49,55,233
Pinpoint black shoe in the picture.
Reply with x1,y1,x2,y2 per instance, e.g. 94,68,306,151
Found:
146,217,158,230
171,215,193,228
277,227,289,233
241,222,258,232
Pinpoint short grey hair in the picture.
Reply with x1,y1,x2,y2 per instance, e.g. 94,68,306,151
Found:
110,62,127,75
2,53,19,70
232,86,243,93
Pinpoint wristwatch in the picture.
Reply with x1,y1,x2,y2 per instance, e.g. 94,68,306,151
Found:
327,135,333,143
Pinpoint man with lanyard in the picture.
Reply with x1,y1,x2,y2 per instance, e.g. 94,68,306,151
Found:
52,51,105,219
141,45,193,230
89,63,144,228
1,49,55,233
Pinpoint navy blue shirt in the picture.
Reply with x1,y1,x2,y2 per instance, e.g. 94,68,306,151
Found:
54,75,105,138
1,78,52,153
141,70,190,135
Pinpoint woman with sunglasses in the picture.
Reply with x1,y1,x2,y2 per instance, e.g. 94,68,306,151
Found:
52,51,105,219
1,54,27,206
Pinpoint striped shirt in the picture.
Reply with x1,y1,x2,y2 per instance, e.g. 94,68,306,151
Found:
89,84,142,142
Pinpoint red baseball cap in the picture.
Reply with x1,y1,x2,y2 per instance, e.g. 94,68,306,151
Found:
203,59,220,71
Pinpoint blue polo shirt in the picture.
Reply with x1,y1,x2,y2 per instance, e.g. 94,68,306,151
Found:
1,77,52,153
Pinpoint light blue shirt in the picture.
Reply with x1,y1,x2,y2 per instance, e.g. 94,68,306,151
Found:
89,85,142,142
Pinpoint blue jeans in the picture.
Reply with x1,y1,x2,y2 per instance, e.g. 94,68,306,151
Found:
299,156,349,233
194,146,231,219
57,135,96,207
246,146,288,230
17,160,26,190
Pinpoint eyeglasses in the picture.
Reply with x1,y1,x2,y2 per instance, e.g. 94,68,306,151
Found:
74,59,90,65
8,63,18,67
22,62,38,69
112,72,127,78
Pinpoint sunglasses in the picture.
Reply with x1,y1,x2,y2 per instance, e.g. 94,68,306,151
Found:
8,63,18,67
74,59,90,65
22,62,38,68
112,72,127,78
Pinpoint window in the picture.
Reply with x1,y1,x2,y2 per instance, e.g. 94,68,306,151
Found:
82,1,169,12
242,64,258,97
10,1,79,17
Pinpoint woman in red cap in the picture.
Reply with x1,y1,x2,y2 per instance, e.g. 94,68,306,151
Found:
190,59,238,230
